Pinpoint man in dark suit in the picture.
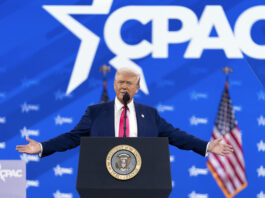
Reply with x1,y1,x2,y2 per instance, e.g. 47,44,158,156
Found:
16,67,233,157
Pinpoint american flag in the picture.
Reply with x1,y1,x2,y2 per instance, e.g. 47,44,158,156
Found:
207,83,247,198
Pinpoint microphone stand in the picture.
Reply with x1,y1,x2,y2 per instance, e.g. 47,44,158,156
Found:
123,103,128,138
122,92,130,138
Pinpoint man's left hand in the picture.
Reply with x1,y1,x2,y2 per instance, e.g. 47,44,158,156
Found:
207,136,234,156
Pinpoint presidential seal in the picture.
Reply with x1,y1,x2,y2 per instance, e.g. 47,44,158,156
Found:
106,145,142,180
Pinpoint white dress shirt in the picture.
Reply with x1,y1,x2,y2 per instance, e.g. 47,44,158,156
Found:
114,97,138,137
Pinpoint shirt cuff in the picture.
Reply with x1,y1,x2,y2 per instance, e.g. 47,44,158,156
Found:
205,142,210,157
38,143,43,158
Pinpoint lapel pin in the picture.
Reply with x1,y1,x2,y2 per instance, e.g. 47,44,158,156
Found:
141,114,144,118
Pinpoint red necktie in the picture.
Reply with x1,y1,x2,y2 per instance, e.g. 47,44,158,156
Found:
119,106,130,137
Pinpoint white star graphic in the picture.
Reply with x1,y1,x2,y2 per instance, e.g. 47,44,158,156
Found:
188,191,208,198
53,190,72,198
0,117,6,124
54,165,63,176
257,191,265,198
20,126,28,138
21,102,29,113
257,165,265,177
43,0,149,95
43,0,113,95
189,191,197,198
257,115,265,126
53,190,61,198
257,140,265,152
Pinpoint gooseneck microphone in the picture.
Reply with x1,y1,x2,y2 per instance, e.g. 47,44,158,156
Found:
123,92,130,104
122,92,130,138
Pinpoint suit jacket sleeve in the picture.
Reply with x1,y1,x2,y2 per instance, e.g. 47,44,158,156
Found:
41,106,92,157
155,109,208,156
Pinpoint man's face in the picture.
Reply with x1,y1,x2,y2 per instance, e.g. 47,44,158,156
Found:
114,73,139,104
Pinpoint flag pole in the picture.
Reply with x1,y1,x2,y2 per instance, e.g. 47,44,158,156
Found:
99,65,110,103
222,67,233,90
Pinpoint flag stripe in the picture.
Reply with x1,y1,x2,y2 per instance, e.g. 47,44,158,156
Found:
226,153,246,184
222,151,244,185
229,129,243,150
234,126,242,145
207,161,231,197
213,131,245,176
211,153,237,191
225,131,245,169
223,134,246,181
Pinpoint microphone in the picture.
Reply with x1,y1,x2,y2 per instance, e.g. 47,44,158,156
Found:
122,92,130,138
123,92,130,105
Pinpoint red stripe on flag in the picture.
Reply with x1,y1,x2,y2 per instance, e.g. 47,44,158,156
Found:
212,153,237,191
223,152,244,185
223,134,246,176
229,129,242,150
207,161,231,197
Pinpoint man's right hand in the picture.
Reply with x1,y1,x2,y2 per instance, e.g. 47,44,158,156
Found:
16,137,41,154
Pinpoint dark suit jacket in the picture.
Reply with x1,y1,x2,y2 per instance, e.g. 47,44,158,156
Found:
41,101,208,157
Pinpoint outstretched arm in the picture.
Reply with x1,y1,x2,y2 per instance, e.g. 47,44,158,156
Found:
16,105,92,157
155,108,233,157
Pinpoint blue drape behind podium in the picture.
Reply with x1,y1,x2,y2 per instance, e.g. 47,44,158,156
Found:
0,0,264,197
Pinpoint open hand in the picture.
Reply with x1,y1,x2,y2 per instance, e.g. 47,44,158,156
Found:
16,137,41,154
207,136,233,156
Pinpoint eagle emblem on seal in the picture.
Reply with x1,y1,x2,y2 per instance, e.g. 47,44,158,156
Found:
116,153,131,171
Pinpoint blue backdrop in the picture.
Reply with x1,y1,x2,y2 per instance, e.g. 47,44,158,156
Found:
0,0,265,198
